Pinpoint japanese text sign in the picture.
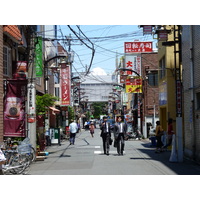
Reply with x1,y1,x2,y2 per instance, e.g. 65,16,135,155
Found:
35,37,43,77
124,55,141,76
124,42,152,53
61,65,71,106
125,76,142,93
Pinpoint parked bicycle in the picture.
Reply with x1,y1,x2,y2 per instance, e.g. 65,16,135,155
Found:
0,138,36,175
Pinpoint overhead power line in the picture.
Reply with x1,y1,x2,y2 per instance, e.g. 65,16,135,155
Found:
67,25,95,75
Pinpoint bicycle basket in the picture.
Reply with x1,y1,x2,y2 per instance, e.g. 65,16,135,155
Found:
18,144,31,154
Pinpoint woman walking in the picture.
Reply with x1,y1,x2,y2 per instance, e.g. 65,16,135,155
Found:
155,121,164,153
89,121,95,137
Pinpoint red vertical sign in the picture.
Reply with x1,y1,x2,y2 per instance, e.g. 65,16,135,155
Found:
4,80,27,137
60,64,71,106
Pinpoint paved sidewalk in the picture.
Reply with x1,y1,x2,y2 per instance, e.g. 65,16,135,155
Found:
29,129,200,175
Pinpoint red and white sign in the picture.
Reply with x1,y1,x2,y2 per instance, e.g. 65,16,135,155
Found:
125,55,141,76
61,64,71,106
124,42,152,53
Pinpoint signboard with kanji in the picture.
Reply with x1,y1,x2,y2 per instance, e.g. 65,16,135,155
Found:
61,64,71,106
124,41,152,53
176,80,182,116
35,37,43,77
125,76,142,93
124,55,141,76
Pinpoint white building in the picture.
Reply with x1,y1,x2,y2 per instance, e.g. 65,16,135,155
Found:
80,74,115,102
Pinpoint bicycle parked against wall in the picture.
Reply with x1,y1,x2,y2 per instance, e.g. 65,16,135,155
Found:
0,138,36,175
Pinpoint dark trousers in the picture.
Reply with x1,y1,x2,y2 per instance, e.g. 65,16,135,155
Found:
156,136,163,148
116,133,125,154
102,133,110,154
46,135,51,146
70,133,76,144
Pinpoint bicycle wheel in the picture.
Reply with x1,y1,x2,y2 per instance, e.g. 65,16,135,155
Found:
8,154,27,175
29,147,36,162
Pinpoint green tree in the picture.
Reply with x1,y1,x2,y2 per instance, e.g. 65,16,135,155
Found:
91,102,107,119
36,94,58,115
68,106,75,123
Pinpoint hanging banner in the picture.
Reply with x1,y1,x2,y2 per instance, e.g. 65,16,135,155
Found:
125,76,142,93
27,83,36,123
125,54,141,76
35,37,43,77
4,80,27,137
124,41,152,53
61,64,71,106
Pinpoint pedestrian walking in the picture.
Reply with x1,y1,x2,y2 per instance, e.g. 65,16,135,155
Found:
69,120,78,145
89,120,95,137
155,121,164,153
100,116,111,155
162,118,175,150
45,129,51,146
113,116,127,155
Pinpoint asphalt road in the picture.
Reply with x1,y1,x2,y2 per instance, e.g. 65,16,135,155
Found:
29,128,200,175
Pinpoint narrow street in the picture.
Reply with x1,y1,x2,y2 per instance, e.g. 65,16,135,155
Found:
29,128,200,175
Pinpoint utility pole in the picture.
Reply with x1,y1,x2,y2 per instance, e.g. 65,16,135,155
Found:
174,25,183,162
27,27,37,150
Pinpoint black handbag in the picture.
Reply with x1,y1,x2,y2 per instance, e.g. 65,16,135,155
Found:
114,140,117,148
109,138,113,145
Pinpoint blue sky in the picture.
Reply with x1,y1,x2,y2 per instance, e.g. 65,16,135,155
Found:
57,25,157,75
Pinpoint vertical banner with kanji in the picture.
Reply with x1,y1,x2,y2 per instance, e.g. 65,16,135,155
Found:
35,37,43,77
125,54,141,76
4,80,27,137
61,64,71,106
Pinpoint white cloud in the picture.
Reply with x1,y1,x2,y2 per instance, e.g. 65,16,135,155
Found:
91,67,107,75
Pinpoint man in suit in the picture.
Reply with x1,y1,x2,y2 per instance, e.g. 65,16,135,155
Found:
100,116,111,155
114,116,127,155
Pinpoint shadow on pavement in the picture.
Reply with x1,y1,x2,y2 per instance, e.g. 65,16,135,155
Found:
129,141,200,175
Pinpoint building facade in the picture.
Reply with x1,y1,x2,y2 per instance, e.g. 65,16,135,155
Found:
0,26,3,142
151,26,178,134
141,52,159,137
81,74,114,103
182,25,200,161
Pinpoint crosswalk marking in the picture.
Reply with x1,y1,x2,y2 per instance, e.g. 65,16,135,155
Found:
94,151,125,154
76,146,100,149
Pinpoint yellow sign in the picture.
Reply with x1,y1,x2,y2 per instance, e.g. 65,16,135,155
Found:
125,85,142,93
125,76,142,93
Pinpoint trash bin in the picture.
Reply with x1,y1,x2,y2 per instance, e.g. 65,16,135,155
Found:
149,136,156,147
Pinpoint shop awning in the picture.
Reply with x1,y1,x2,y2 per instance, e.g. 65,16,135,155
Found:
3,25,23,44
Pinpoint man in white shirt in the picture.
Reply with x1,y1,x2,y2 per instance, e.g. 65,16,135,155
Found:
69,120,78,145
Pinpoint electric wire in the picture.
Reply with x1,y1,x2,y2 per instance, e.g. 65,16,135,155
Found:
67,25,95,75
